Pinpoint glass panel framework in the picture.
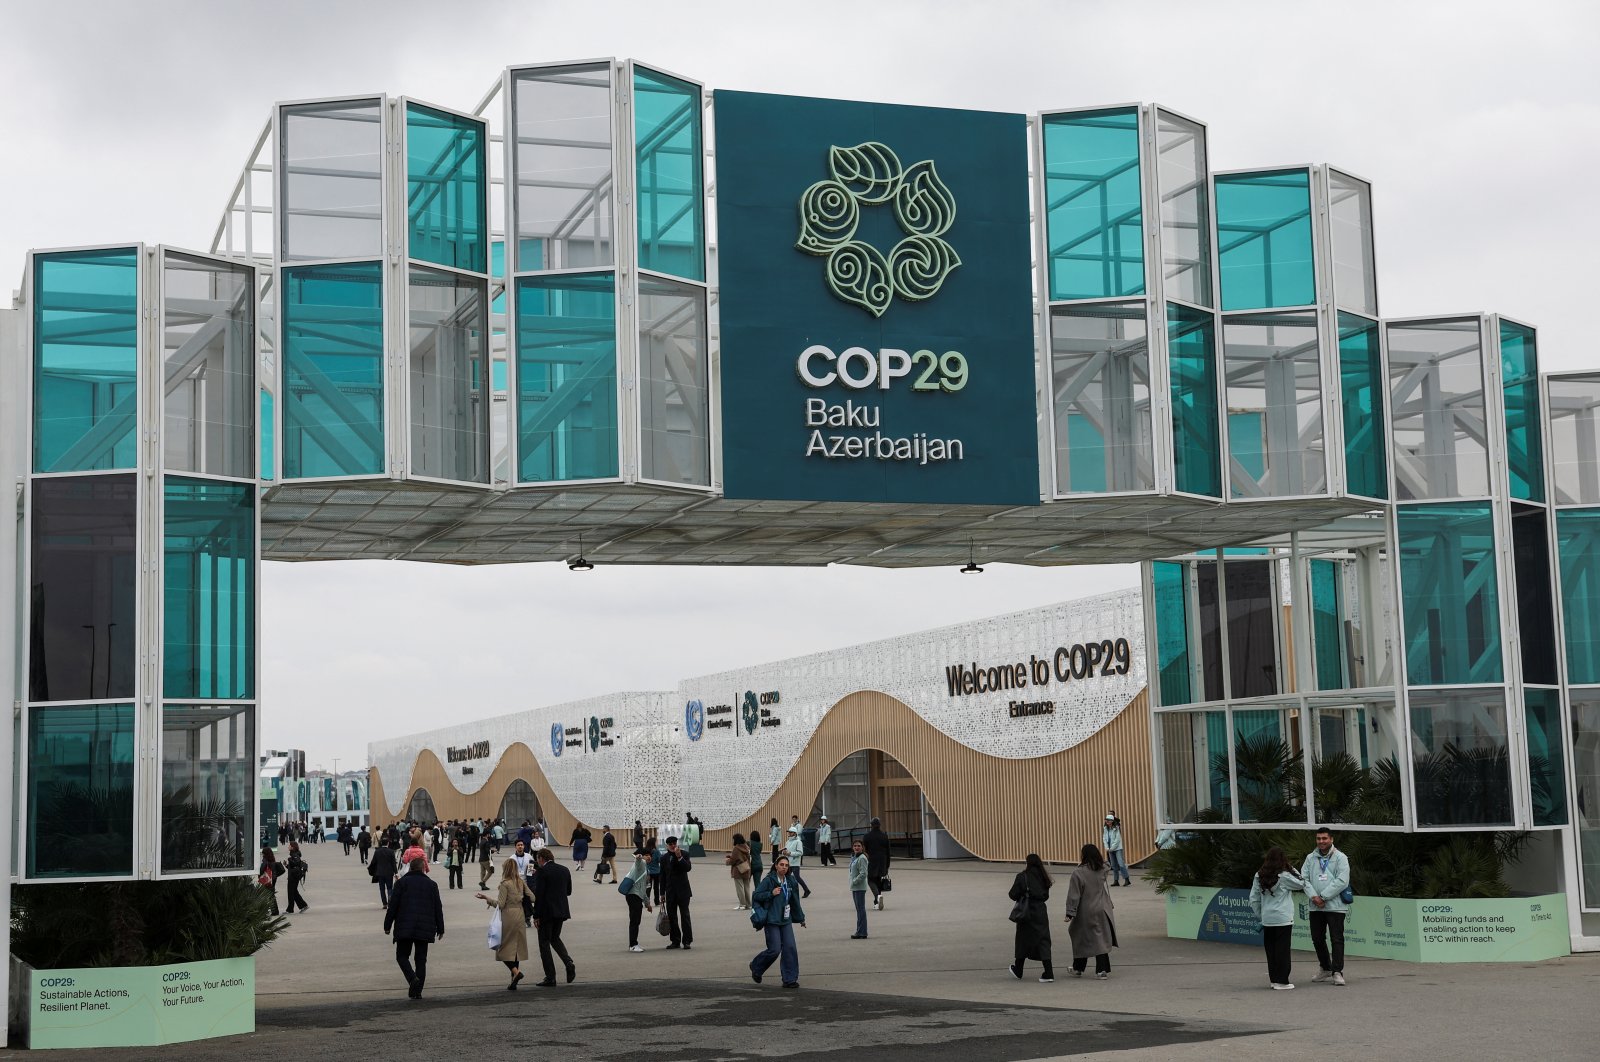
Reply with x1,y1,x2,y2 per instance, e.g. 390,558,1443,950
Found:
1338,313,1387,499
1050,303,1154,494
1216,169,1315,311
161,704,255,873
162,252,256,479
1557,508,1600,685
1327,170,1377,316
28,704,137,878
281,262,385,478
1409,688,1514,828
634,67,705,281
1499,320,1544,503
405,102,488,273
1155,110,1211,307
637,276,710,485
1388,318,1490,501
1223,311,1325,497
279,100,384,262
1547,374,1600,505
1397,503,1503,686
1168,303,1221,497
515,273,619,481
164,477,255,701
33,247,140,473
408,266,489,483
1571,694,1600,907
1041,108,1144,301
511,63,615,272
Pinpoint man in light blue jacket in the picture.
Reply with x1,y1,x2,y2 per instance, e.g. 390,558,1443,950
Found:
1298,826,1351,985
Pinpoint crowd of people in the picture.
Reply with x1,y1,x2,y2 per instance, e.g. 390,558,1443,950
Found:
256,809,1357,1001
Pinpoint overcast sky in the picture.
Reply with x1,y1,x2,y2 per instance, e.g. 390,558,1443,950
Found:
4,1,1596,772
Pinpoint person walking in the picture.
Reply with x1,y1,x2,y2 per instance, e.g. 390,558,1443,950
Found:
1103,813,1132,887
369,837,398,908
477,832,494,890
530,849,576,986
623,847,655,952
1299,826,1352,986
513,841,537,927
1064,844,1117,978
476,858,532,990
727,832,754,909
645,837,664,905
847,838,869,939
749,852,807,988
357,827,372,865
768,817,782,851
594,825,618,884
749,829,764,883
632,820,645,852
816,816,835,867
285,842,310,913
384,856,445,1000
1249,846,1305,990
445,838,466,890
258,845,285,916
570,824,591,872
864,817,892,910
1008,854,1054,982
660,835,694,950
784,822,812,898
401,834,430,875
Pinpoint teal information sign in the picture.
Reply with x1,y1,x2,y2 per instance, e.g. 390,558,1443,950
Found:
29,957,255,1048
1164,887,1570,964
714,90,1039,505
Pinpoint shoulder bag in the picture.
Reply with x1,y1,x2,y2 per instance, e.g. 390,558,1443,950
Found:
1008,892,1031,923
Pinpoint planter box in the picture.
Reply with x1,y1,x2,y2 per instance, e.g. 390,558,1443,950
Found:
1164,886,1569,963
23,957,255,1049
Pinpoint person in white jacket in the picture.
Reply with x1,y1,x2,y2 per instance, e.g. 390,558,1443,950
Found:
1102,813,1131,886
1299,826,1352,986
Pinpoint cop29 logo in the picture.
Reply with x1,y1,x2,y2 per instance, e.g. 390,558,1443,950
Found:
741,690,760,734
549,723,563,758
796,142,960,318
685,699,705,742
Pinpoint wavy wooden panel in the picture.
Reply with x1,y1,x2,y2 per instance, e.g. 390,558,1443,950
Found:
697,690,1154,864
373,690,1155,865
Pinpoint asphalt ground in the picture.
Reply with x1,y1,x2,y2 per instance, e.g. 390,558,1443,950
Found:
16,841,1598,1060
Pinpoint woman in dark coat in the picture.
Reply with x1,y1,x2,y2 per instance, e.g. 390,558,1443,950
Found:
258,845,286,916
1008,853,1054,982
1065,843,1117,978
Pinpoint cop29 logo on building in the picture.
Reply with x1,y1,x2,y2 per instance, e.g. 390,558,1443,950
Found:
549,723,563,758
796,142,959,318
684,699,705,742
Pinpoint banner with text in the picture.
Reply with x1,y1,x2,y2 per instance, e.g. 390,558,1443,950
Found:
1164,887,1569,963
714,90,1038,505
29,957,255,1048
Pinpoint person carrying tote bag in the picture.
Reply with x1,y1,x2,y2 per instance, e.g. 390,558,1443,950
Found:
476,857,531,990
1008,854,1054,982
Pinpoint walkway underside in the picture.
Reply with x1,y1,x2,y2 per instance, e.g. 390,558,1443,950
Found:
262,481,1378,566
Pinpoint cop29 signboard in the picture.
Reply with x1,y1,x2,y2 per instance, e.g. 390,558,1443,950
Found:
715,91,1038,505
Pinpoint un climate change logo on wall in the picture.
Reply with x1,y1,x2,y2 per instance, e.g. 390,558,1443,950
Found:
796,142,960,318
550,723,563,758
588,716,601,752
742,690,760,734
685,699,705,742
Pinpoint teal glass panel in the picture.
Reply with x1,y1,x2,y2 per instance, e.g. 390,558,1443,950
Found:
1557,508,1600,684
30,476,137,702
1228,411,1265,481
281,262,384,478
492,359,507,392
33,248,139,473
516,272,618,481
491,240,506,322
1067,416,1107,492
1049,303,1153,493
1500,320,1544,502
1397,503,1503,685
1338,313,1386,498
1571,694,1600,906
28,704,136,878
1042,109,1143,300
634,68,704,281
162,704,254,872
164,477,255,700
405,103,487,273
1168,303,1221,496
1153,561,1191,705
1158,710,1229,821
1511,505,1558,684
259,389,274,480
1216,169,1314,311
1234,706,1307,823
1524,689,1567,827
1311,559,1346,690
1409,689,1512,827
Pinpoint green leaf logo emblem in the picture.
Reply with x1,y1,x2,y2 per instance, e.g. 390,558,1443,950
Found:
796,142,959,317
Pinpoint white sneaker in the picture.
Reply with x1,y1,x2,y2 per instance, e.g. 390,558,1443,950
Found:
1271,983,1295,990
1311,970,1333,983
629,944,644,953
1333,972,1346,986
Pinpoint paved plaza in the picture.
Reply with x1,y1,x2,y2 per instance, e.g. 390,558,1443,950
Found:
31,844,1598,1060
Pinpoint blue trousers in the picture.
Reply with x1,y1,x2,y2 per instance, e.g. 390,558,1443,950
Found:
1107,849,1130,884
852,890,868,936
751,922,799,985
